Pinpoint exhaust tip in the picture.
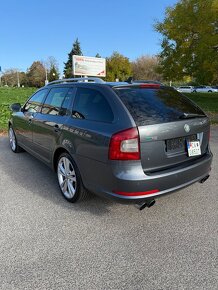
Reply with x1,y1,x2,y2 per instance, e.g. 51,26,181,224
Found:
135,199,156,210
199,175,210,184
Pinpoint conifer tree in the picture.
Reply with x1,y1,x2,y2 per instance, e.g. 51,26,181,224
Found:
63,38,82,78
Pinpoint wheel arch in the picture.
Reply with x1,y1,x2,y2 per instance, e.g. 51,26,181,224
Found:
8,120,12,128
53,147,69,172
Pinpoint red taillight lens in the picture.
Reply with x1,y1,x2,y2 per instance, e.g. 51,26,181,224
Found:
109,128,140,160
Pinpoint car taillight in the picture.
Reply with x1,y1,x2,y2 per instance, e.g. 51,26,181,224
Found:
109,128,140,160
139,84,160,88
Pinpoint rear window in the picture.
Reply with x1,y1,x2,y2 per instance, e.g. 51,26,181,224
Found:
114,87,205,126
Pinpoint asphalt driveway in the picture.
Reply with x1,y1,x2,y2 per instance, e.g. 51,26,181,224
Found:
0,127,217,290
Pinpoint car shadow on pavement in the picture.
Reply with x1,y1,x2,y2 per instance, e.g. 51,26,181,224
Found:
0,137,117,216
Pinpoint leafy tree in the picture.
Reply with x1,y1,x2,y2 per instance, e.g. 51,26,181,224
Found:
95,53,101,58
19,72,28,87
1,69,27,87
48,65,59,82
155,0,218,84
2,69,18,87
26,61,46,87
132,55,163,81
45,56,60,81
63,38,82,78
105,52,132,81
42,56,60,82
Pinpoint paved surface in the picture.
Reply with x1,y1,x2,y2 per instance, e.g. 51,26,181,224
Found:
0,128,217,290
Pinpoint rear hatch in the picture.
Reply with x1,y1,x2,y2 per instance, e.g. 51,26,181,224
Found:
114,85,210,173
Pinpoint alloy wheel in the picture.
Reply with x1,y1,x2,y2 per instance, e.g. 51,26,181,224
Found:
57,157,77,199
9,127,16,151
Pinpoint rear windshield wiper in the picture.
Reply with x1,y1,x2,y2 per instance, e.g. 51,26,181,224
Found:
179,113,206,119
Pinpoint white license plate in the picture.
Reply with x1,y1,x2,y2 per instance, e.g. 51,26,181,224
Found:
187,141,201,157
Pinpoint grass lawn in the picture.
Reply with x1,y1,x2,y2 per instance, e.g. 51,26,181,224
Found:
0,87,35,132
184,92,218,124
184,93,218,113
0,87,218,133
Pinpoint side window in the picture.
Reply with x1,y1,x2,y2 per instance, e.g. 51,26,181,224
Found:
73,88,114,123
41,87,69,115
24,89,48,113
61,88,75,115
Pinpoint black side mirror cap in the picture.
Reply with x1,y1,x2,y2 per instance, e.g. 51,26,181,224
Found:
10,103,22,112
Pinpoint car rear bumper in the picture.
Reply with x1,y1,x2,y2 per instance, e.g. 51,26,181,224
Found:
84,151,213,203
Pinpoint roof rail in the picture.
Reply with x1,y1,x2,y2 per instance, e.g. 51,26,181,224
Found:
46,77,105,86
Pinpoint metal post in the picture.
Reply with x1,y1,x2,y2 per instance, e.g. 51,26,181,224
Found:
45,68,48,85
17,71,20,87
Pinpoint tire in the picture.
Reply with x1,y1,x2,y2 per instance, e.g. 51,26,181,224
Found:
8,126,24,153
208,90,212,93
57,153,89,203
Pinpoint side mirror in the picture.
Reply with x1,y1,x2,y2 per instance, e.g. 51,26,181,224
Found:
10,103,22,112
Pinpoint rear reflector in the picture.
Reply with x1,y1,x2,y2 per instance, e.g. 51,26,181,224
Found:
113,189,159,196
109,127,140,160
139,84,160,88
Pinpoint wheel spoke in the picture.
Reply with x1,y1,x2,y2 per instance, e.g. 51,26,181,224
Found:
68,168,76,181
60,179,68,193
58,162,66,176
67,179,75,197
69,175,76,182
65,158,71,175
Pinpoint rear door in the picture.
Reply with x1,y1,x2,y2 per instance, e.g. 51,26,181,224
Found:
66,86,116,163
114,86,210,173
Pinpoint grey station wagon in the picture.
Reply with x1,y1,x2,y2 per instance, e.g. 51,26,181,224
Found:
9,78,212,209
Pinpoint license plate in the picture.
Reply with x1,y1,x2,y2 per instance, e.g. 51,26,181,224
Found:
187,141,201,157
166,135,197,152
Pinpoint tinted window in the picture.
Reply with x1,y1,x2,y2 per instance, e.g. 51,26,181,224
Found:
61,88,74,114
114,87,205,126
24,89,48,113
42,87,69,115
73,88,114,123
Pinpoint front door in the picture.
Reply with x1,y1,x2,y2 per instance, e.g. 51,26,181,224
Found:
14,89,49,149
32,87,74,163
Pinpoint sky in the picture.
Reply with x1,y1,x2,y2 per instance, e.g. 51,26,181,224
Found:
0,0,178,75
